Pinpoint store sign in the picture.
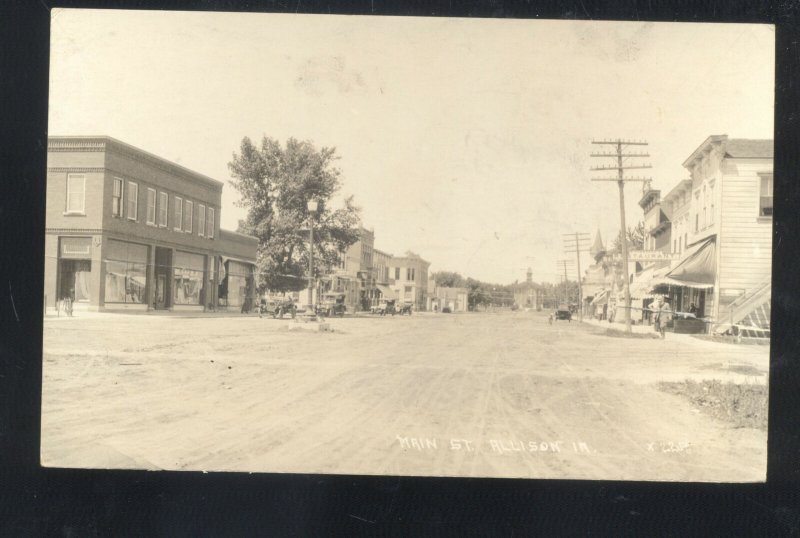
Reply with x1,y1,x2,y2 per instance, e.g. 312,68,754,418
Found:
628,250,680,262
60,237,92,259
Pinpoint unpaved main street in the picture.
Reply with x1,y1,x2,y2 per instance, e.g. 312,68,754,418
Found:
41,311,768,481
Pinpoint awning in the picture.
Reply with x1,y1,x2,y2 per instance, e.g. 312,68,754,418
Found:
628,267,655,299
591,289,608,305
376,284,397,300
665,237,716,287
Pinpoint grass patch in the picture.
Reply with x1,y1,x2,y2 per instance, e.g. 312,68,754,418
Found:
658,379,768,431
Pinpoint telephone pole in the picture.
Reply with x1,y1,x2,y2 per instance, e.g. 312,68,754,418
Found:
564,232,590,322
555,259,575,305
590,139,652,333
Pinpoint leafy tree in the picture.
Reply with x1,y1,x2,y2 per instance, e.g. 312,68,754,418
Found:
433,270,466,288
611,221,646,253
229,136,361,293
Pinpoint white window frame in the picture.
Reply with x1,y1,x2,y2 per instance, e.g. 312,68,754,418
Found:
198,204,206,237
174,196,183,231
146,188,156,225
207,207,215,238
185,200,193,233
65,174,86,214
126,181,138,221
112,177,123,218
759,173,773,217
158,191,168,227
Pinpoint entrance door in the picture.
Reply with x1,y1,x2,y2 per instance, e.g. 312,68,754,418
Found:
58,259,92,302
156,275,166,309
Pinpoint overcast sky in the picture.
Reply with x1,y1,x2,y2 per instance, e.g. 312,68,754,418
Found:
49,10,774,284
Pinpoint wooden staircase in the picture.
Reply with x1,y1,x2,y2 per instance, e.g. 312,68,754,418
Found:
724,278,771,338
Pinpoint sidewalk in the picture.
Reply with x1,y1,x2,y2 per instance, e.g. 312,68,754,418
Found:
581,316,657,335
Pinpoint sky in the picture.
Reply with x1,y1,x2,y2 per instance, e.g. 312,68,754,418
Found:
48,10,774,284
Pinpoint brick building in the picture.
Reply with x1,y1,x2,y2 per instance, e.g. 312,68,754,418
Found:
44,136,257,313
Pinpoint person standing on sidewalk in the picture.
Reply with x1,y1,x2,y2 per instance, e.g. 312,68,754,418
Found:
653,296,672,339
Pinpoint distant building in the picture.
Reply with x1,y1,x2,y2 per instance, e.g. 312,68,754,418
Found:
389,252,430,310
44,136,257,313
320,227,375,312
512,267,541,310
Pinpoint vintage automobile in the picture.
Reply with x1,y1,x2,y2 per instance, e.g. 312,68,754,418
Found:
441,306,452,314
316,292,347,317
372,299,396,316
397,301,414,315
548,304,572,324
259,296,297,319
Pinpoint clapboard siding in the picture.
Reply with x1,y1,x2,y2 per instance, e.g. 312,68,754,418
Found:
719,158,773,298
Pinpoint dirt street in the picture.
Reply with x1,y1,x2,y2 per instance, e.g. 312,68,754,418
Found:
41,311,768,481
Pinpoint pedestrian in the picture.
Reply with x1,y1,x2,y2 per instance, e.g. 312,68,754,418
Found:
653,296,672,339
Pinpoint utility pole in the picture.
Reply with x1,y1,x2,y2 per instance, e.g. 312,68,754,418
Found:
590,139,652,333
564,232,591,322
556,259,575,305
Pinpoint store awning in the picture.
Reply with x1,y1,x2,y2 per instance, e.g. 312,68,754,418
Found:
628,267,655,299
376,284,397,300
666,237,716,287
591,289,608,305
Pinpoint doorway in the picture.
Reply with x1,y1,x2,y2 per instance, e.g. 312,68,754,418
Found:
154,247,172,310
58,258,92,303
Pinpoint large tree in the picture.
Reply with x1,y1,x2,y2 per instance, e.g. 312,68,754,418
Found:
433,270,466,288
611,221,646,253
229,136,361,293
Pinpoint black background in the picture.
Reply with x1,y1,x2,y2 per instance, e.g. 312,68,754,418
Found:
2,1,799,535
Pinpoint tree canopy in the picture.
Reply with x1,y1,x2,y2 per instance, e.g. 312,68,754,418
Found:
229,136,361,292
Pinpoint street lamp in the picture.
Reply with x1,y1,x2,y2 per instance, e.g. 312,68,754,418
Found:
307,199,319,310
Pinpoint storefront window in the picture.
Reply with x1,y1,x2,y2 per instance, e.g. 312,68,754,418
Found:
104,239,148,303
174,250,205,305
223,260,253,307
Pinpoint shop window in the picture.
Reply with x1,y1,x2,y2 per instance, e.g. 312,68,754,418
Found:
198,204,206,236
760,174,773,216
104,239,148,304
146,188,156,225
112,178,123,217
126,181,138,221
158,192,168,227
184,200,193,233
66,174,86,214
174,196,183,231
173,250,205,305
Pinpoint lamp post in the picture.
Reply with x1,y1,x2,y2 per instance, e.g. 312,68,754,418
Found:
307,199,318,310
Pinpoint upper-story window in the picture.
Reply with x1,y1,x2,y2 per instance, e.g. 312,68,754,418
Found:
207,207,215,238
395,267,400,280
184,200,193,233
709,184,715,225
760,174,773,217
111,178,123,217
66,174,86,214
407,268,415,281
158,192,168,227
174,197,183,231
126,181,138,221
198,204,206,237
146,188,156,225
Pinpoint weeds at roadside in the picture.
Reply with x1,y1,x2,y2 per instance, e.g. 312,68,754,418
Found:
658,379,768,431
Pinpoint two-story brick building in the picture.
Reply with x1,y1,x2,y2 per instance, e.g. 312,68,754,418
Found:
389,252,430,310
44,136,257,313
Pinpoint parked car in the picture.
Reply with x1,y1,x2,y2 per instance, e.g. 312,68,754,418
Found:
372,299,396,316
259,296,296,319
316,292,347,317
441,306,452,314
549,304,572,324
397,302,413,315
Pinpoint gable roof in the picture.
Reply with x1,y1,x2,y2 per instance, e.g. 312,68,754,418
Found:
724,139,773,159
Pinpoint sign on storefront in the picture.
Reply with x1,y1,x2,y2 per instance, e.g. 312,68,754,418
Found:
628,250,680,262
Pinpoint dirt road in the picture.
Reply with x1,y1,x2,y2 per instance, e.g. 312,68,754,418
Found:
41,311,768,481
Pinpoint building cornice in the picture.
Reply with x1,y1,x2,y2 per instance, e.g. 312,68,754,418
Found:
48,136,224,192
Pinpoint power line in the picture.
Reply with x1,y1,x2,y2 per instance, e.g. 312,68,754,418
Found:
590,139,652,333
